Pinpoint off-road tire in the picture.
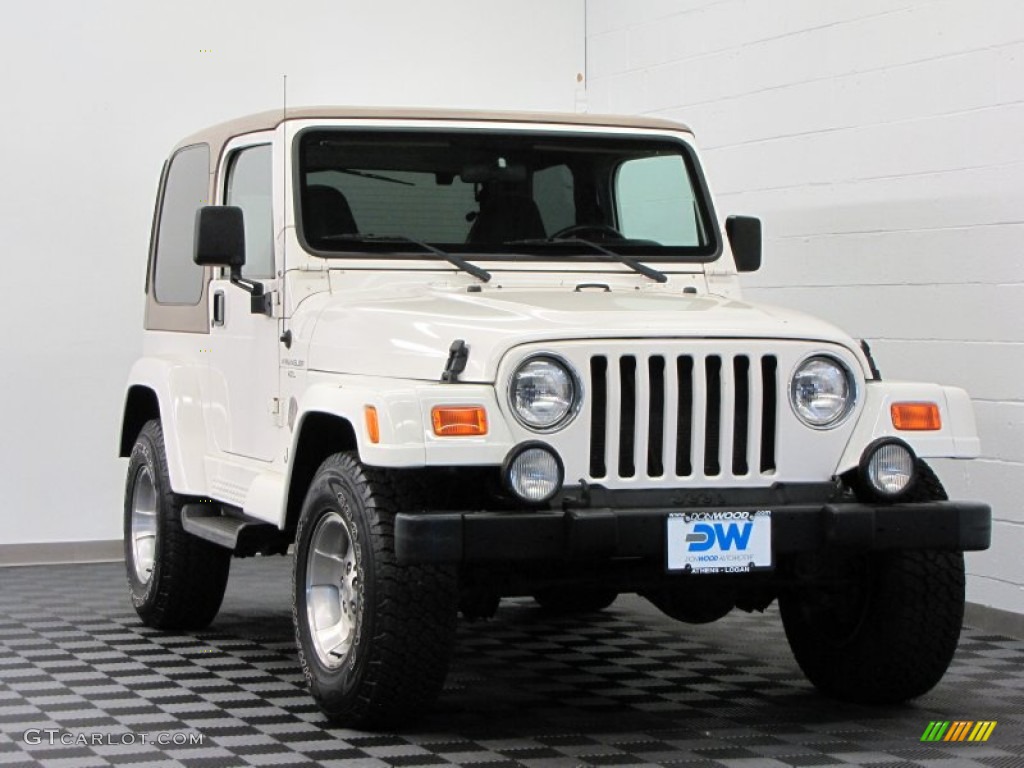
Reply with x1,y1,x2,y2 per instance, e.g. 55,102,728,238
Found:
292,452,458,728
124,420,231,629
534,588,618,614
779,460,965,704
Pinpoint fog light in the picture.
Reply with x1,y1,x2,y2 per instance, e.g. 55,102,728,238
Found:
505,443,563,504
862,439,916,498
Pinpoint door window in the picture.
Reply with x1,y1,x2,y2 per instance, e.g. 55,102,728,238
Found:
226,144,274,278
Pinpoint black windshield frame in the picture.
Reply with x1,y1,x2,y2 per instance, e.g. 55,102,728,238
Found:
292,126,722,264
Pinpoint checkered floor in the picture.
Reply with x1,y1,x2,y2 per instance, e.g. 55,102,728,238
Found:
1,558,1021,768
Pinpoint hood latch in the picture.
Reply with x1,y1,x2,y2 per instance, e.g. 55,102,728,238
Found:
441,339,470,383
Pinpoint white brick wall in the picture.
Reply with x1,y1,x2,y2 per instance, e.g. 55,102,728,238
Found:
587,0,1024,614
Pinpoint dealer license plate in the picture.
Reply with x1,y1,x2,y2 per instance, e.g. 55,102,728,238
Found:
666,510,773,573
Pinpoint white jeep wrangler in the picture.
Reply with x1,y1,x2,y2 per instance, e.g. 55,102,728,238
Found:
120,107,991,727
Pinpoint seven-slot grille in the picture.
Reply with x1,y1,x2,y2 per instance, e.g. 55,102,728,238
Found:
588,353,778,482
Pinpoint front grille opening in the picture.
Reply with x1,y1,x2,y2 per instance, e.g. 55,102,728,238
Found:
587,348,778,483
732,356,750,476
647,356,665,477
675,356,693,476
704,356,722,476
618,356,637,478
760,356,778,473
589,356,608,478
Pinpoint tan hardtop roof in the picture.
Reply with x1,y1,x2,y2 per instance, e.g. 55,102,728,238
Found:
174,106,692,159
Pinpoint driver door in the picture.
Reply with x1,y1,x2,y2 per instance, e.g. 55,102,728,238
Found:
203,135,281,463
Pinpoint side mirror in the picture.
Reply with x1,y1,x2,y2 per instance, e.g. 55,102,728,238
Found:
194,206,245,272
194,206,271,316
725,215,761,273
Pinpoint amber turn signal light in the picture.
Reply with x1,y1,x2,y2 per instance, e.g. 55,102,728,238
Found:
364,406,380,443
432,406,488,436
891,402,941,431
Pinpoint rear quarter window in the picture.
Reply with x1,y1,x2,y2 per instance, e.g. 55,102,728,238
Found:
153,144,209,304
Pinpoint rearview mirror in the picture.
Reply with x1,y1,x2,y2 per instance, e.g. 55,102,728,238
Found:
725,215,761,273
194,206,245,270
459,162,527,183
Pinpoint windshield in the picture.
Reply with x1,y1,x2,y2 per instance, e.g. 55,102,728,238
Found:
296,128,719,262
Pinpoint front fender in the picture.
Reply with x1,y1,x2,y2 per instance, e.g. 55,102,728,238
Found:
278,374,518,530
123,357,208,494
836,381,981,473
290,379,426,467
289,375,515,469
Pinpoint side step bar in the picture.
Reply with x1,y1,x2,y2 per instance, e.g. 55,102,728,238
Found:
181,504,290,557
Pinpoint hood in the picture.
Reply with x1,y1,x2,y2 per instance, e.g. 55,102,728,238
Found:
306,284,858,381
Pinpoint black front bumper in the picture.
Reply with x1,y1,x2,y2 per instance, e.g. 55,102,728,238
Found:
394,501,991,565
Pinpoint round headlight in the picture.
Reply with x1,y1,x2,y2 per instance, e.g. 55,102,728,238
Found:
508,356,579,431
506,444,564,504
863,439,916,497
790,355,855,428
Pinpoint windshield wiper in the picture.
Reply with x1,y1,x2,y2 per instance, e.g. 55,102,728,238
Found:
335,169,415,186
507,237,667,283
321,233,491,283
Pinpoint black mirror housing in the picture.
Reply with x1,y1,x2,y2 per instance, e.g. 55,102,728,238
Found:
194,206,246,269
725,215,762,273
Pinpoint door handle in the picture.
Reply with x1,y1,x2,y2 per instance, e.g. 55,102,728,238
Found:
212,290,225,326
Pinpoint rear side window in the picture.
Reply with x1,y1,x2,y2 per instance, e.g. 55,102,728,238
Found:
226,144,274,278
153,144,209,304
615,155,704,246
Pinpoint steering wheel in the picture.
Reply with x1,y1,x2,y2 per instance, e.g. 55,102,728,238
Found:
551,223,625,240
